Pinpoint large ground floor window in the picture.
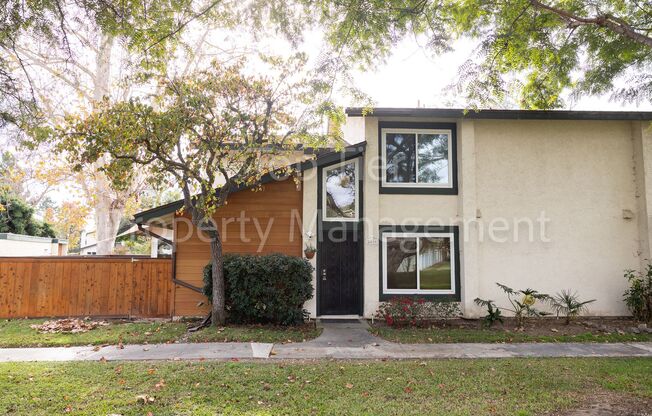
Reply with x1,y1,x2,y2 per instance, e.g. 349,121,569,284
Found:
379,225,460,300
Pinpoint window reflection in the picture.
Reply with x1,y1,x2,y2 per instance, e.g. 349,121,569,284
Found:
325,161,356,219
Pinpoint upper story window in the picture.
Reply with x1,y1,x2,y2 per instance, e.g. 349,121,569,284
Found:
323,158,359,221
379,122,457,194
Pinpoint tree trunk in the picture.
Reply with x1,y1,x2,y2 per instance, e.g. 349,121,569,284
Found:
91,34,121,256
210,233,227,326
93,35,114,102
94,190,123,255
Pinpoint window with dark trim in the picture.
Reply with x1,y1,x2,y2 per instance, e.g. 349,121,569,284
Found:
322,158,359,222
379,122,458,195
379,225,461,301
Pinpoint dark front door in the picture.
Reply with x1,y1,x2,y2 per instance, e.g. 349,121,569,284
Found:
318,227,362,315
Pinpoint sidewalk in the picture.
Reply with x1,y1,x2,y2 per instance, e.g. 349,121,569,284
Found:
1,320,651,362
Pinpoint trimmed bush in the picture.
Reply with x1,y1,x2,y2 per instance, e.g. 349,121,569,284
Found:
203,253,314,325
375,297,461,327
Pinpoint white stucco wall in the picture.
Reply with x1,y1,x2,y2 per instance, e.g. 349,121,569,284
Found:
473,120,640,316
304,115,652,318
361,117,460,317
302,168,319,317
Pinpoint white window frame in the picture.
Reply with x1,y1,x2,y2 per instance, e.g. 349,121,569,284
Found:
322,158,359,222
382,231,456,295
381,128,453,188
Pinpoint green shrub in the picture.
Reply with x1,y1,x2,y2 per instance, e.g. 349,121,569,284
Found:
474,298,504,327
203,253,314,325
624,266,652,322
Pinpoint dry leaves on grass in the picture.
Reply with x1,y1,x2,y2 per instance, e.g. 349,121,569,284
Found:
30,319,109,334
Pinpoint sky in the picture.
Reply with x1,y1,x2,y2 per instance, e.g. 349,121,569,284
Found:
350,37,652,111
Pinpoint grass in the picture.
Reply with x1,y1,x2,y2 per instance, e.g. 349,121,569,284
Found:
0,319,320,347
370,326,652,344
0,358,650,415
187,325,321,343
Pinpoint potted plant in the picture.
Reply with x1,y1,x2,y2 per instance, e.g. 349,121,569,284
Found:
304,243,316,259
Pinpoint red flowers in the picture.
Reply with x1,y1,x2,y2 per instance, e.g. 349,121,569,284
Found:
375,297,430,328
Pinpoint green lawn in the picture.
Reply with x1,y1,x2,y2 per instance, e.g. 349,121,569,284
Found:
0,358,650,415
370,326,652,344
0,319,320,347
186,325,321,343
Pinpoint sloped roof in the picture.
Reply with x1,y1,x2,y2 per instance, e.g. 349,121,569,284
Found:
133,142,366,224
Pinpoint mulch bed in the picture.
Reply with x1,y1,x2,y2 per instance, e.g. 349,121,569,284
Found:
375,317,652,336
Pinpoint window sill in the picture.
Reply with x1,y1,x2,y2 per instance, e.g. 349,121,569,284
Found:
379,292,461,301
379,186,458,195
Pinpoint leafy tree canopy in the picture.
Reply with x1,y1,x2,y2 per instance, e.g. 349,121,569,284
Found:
54,54,339,325
308,0,652,109
0,189,56,238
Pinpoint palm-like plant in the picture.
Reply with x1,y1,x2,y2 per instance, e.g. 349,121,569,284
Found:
550,290,595,325
495,283,550,327
474,298,503,327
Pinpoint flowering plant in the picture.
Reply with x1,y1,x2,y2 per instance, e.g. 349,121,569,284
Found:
375,297,460,327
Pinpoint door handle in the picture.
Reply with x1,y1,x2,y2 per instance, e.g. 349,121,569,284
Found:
321,268,327,281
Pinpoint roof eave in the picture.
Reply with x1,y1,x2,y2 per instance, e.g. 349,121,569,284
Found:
345,107,652,121
133,143,367,224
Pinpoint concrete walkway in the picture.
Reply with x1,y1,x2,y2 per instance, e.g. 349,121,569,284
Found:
1,320,651,362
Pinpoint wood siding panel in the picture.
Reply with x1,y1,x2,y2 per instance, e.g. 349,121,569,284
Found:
174,178,303,316
0,257,173,318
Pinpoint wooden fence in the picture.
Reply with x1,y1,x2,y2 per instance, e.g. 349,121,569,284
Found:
0,257,174,318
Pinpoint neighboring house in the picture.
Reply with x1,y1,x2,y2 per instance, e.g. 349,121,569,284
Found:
79,223,173,257
0,233,68,256
133,108,652,318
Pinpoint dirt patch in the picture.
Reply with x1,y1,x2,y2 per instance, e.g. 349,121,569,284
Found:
550,391,652,416
376,317,651,337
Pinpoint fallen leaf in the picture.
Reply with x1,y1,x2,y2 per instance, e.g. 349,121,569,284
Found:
136,394,155,404
345,383,354,389
30,318,109,334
